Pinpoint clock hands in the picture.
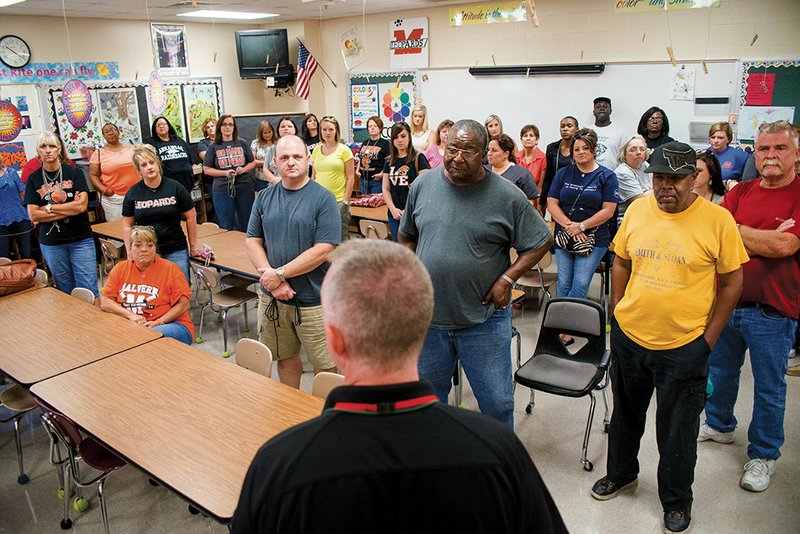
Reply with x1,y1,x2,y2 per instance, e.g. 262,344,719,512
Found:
2,45,28,60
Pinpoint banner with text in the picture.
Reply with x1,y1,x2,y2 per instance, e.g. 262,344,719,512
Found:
449,2,527,26
0,62,120,84
615,0,720,13
389,18,429,69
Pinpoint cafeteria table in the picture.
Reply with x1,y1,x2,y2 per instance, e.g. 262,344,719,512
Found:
92,220,227,241
191,230,258,279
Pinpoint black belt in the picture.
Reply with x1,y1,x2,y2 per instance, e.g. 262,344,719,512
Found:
737,302,782,315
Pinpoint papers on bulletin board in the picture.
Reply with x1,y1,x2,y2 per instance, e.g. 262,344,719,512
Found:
738,106,795,140
744,73,776,106
670,65,695,101
351,84,379,129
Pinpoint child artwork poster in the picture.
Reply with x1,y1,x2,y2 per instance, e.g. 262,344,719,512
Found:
151,24,189,77
183,84,219,143
97,88,141,144
149,85,186,140
52,90,102,159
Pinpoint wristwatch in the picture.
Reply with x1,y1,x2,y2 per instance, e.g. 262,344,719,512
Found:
579,222,586,232
46,203,52,214
276,267,287,283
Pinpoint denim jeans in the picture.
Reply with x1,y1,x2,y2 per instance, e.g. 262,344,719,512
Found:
254,178,269,192
418,307,514,428
704,306,796,460
0,219,32,259
554,246,607,298
338,201,351,242
40,237,99,296
213,187,254,232
387,211,400,243
153,322,192,345
361,178,382,196
606,320,709,511
161,248,190,283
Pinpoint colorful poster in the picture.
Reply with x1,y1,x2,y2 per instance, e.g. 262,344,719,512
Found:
147,71,167,116
149,86,186,140
351,84,379,130
378,82,414,124
151,24,189,77
182,84,219,143
62,79,94,128
340,25,367,71
97,88,141,144
389,18,429,69
0,62,119,84
0,142,27,171
738,106,795,140
744,73,776,106
615,0,720,13
669,65,695,101
0,102,22,142
449,2,527,26
52,90,102,159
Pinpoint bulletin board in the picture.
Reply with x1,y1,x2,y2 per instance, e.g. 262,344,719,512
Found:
347,71,418,143
43,77,223,160
736,59,800,140
234,113,307,149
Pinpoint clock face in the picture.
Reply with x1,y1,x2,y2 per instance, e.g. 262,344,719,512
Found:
0,35,31,69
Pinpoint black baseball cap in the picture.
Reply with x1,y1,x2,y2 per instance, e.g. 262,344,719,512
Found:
593,96,611,106
644,141,697,175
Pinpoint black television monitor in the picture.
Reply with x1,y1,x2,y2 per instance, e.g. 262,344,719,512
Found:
234,29,291,79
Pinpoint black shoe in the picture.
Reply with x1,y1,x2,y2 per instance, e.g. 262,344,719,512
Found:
590,476,638,501
663,504,691,533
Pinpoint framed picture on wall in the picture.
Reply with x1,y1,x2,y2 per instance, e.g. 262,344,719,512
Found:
151,23,189,77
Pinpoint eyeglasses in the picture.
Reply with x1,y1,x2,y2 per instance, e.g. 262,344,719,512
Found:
445,146,482,160
647,116,664,123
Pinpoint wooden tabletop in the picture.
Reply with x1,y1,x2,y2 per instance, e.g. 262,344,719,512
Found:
349,204,388,222
31,338,324,521
0,279,46,299
192,231,258,278
0,287,162,385
92,220,227,241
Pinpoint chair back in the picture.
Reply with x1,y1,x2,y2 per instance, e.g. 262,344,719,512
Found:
359,220,390,239
70,287,95,304
37,401,83,449
0,257,11,265
312,372,345,400
235,338,273,378
192,264,220,291
99,239,122,262
537,250,552,270
201,222,220,229
34,269,49,285
537,297,606,365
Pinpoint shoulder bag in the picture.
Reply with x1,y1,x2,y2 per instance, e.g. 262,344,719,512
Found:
553,171,598,257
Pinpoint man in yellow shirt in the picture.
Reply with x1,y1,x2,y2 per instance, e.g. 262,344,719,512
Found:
589,142,749,534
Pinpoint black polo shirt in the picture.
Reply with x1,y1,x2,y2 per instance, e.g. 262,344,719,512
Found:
232,381,566,534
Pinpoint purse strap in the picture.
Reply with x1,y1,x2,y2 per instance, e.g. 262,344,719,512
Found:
564,167,597,217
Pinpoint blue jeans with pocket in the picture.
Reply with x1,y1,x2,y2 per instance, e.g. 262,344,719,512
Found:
554,246,607,299
704,306,796,460
361,177,382,196
40,237,98,296
418,307,514,428
153,322,192,345
213,187,254,232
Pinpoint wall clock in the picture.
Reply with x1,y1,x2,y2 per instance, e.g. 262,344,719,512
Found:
0,35,31,69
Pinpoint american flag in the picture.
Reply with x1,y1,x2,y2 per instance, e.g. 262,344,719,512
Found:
296,43,318,100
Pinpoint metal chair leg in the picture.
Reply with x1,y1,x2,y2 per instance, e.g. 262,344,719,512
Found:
196,304,208,343
525,389,536,414
601,385,611,431
581,392,598,472
12,416,29,484
242,302,251,332
221,309,230,358
98,478,111,534
452,361,462,407
61,462,72,530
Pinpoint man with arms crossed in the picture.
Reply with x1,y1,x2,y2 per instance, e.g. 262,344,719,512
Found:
399,119,552,427
246,135,340,388
699,120,800,493
232,240,567,534
590,142,747,534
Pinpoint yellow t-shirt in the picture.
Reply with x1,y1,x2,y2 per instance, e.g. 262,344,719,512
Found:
311,143,353,202
613,195,748,350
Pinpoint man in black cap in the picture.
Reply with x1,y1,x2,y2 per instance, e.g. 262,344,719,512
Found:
590,141,748,533
592,96,628,171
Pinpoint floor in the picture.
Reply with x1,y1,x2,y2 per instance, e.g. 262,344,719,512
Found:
1,270,798,533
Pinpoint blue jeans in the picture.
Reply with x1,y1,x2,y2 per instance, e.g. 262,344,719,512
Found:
387,210,400,243
555,246,607,298
418,307,514,427
361,177,382,195
153,322,192,345
213,188,254,232
254,178,269,192
705,306,796,460
40,237,98,296
161,248,190,283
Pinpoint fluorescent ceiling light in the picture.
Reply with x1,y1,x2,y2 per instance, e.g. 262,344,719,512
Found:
0,0,27,7
177,10,278,20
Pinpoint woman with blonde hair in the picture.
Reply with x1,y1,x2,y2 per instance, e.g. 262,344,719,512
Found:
409,104,435,153
311,116,355,241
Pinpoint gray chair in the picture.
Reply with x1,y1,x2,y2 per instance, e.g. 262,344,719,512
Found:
514,297,611,472
0,383,38,484
513,250,558,303
98,239,123,285
359,219,390,239
70,287,95,304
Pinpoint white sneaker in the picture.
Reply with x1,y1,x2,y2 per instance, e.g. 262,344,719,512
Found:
740,459,776,492
697,422,734,444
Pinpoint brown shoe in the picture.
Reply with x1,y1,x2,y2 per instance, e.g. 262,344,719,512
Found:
787,363,800,377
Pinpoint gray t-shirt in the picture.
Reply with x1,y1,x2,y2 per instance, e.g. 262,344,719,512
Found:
400,167,552,328
246,180,341,306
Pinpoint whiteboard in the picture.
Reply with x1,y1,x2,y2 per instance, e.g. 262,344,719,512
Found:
419,61,739,149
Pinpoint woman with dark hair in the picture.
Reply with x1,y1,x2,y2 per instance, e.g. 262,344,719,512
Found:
425,119,453,169
487,134,539,203
302,113,321,150
637,107,674,149
357,116,390,195
542,116,580,216
382,122,429,242
516,124,546,188
693,151,726,204
251,120,278,189
148,116,194,193
277,116,299,138
88,123,139,221
202,114,257,231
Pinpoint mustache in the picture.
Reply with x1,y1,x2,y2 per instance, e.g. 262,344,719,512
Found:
761,158,782,167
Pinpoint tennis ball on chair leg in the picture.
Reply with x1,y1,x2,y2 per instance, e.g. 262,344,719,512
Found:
73,496,89,512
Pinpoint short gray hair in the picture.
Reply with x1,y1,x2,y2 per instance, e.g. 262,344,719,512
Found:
448,119,489,152
321,240,433,369
617,134,647,164
757,120,799,150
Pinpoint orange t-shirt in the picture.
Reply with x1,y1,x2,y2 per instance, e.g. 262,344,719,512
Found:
90,144,140,195
102,256,194,336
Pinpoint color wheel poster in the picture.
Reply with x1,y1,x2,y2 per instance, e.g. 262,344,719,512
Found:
378,82,414,126
351,84,379,130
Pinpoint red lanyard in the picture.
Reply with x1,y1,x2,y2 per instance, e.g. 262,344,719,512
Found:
330,394,438,415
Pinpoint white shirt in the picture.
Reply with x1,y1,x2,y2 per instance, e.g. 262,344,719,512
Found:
593,122,628,171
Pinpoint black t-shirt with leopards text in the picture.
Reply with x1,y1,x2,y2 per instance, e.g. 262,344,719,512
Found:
23,165,92,246
122,177,194,255
203,138,255,194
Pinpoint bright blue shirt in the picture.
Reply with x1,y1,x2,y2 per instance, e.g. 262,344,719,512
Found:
712,145,750,182
0,168,28,226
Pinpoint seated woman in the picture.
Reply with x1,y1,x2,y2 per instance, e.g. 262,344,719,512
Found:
486,134,540,205
614,135,650,226
101,225,194,345
693,150,726,204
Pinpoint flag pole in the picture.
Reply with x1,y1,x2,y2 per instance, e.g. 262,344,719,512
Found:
297,38,337,88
